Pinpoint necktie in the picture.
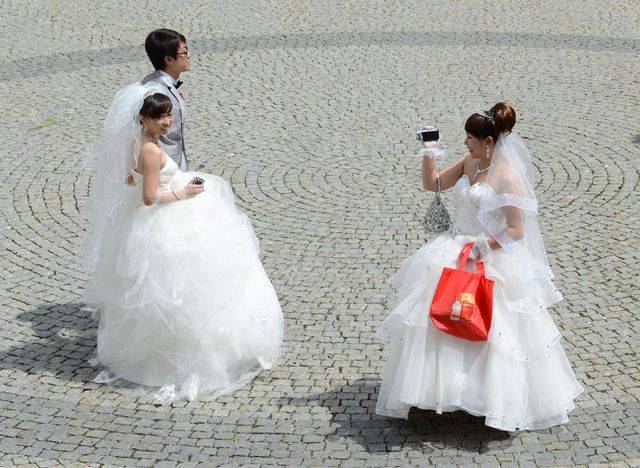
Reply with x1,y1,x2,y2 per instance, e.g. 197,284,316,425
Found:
175,80,183,89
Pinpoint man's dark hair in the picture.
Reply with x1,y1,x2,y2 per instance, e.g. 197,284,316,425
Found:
145,29,186,70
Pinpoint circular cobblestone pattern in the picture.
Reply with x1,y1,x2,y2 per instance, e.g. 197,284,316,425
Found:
1,1,639,466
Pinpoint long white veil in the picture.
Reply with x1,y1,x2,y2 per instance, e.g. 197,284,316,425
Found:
477,131,555,282
82,82,165,279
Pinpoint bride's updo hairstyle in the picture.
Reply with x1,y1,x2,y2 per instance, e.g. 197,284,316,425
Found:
140,93,172,119
465,102,516,142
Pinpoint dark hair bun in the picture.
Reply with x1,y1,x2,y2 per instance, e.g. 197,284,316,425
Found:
490,102,516,135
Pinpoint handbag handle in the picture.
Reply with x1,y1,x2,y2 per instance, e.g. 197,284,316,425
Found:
457,241,485,275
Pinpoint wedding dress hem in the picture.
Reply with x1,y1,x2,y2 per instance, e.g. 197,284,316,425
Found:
376,392,582,432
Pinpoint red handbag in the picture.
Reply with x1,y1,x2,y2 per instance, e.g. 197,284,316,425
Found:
429,242,494,341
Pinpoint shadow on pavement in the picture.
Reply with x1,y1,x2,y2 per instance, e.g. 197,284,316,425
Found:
3,31,639,83
277,378,513,454
0,302,98,382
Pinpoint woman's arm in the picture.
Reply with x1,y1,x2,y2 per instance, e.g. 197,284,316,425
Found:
422,154,467,192
471,204,525,258
500,205,525,242
140,144,166,205
494,170,526,248
139,144,203,205
140,143,180,206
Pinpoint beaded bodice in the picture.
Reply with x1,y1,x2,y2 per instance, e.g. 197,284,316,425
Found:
450,175,494,236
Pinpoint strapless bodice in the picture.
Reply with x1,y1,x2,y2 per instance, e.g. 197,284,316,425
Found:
449,175,494,236
130,156,180,204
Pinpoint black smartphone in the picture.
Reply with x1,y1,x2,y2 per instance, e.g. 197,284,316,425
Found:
192,177,204,185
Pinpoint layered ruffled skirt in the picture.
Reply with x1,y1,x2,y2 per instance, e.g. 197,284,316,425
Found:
376,234,583,431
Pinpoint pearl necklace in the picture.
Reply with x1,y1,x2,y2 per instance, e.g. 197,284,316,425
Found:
472,161,491,182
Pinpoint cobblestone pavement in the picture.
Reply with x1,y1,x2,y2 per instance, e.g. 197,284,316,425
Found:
1,0,639,466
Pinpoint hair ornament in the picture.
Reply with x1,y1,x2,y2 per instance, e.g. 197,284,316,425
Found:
474,107,494,120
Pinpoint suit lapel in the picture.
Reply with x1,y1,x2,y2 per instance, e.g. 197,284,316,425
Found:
162,82,185,141
165,85,183,106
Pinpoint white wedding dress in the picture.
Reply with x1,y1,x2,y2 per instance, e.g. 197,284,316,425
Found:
376,175,583,431
87,156,283,402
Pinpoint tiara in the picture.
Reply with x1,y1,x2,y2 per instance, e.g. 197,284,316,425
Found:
475,108,494,120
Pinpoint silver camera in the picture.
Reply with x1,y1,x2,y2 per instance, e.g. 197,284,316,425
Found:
417,126,440,143
416,125,444,159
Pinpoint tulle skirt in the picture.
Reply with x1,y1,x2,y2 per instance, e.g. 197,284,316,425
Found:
376,233,583,431
86,172,283,402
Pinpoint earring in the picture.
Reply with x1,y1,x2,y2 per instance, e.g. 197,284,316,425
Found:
485,146,490,159
143,123,149,134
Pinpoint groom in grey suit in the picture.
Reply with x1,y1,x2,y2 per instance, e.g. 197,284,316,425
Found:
141,29,191,171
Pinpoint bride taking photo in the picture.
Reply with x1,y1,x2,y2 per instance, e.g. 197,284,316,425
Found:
83,83,283,403
376,102,583,431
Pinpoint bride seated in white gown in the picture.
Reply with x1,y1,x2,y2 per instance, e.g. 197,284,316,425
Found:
83,83,283,403
376,102,583,431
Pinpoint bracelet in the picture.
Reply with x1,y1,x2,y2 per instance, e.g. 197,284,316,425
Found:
172,190,180,201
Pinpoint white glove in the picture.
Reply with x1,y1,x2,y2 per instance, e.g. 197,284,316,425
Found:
418,146,445,159
469,233,492,260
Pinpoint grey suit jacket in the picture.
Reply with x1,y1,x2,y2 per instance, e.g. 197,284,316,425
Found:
141,70,188,171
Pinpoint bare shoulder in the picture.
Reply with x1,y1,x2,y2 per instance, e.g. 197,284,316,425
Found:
140,142,164,168
461,152,475,173
495,162,525,193
140,141,163,157
462,152,473,163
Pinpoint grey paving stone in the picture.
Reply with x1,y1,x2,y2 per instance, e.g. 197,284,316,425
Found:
1,0,639,466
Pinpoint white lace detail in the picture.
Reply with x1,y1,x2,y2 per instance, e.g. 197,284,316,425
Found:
479,193,538,213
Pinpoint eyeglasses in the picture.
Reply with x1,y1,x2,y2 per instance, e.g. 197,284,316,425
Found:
176,47,190,57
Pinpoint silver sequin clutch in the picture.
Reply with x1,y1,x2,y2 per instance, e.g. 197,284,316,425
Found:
422,175,450,233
